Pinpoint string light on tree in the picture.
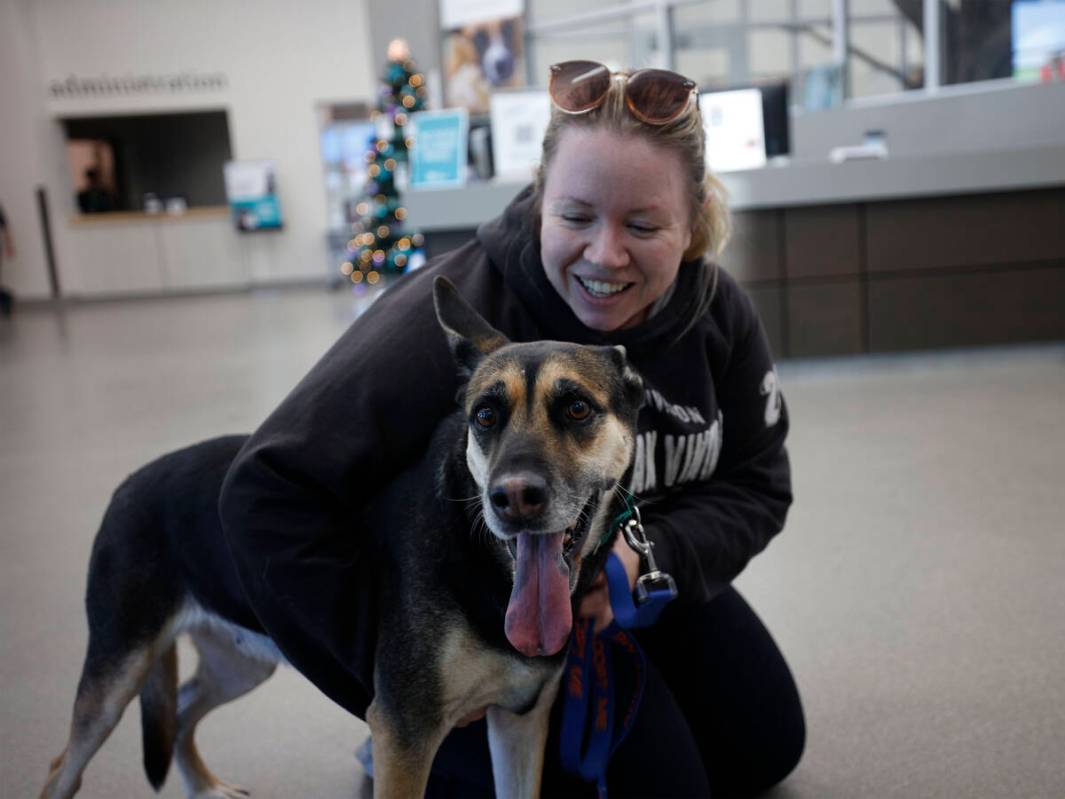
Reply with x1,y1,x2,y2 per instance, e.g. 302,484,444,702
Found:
342,38,428,284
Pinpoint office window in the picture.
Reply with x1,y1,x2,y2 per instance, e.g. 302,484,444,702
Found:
523,0,1058,105
749,0,793,23
673,3,747,86
850,18,919,97
528,0,617,27
750,29,792,80
528,15,656,82
63,111,232,213
1011,0,1065,81
670,0,917,101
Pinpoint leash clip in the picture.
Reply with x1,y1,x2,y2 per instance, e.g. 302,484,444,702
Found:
620,506,655,568
620,507,678,607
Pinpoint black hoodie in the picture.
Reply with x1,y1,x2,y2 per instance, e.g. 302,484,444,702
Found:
219,187,791,718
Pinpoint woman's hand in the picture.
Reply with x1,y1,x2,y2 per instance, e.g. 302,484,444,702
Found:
578,537,641,633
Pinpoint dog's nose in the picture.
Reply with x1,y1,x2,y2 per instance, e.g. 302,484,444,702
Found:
489,473,547,522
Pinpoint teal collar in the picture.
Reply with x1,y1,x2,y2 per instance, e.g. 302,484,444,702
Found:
593,492,637,554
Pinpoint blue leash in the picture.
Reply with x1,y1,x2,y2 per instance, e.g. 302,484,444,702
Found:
560,507,679,797
559,616,630,799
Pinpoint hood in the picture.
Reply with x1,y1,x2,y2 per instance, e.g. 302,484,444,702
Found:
475,185,708,353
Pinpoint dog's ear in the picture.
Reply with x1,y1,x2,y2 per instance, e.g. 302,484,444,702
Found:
433,276,509,375
610,345,645,411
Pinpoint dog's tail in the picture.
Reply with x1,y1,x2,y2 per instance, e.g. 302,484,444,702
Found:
139,643,178,790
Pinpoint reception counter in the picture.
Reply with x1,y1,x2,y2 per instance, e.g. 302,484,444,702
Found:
405,144,1065,358
59,206,250,296
405,144,1065,229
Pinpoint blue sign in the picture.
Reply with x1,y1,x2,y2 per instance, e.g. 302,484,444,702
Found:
410,109,468,189
224,160,283,231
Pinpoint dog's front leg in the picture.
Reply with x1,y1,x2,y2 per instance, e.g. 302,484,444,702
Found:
486,671,562,799
366,698,446,799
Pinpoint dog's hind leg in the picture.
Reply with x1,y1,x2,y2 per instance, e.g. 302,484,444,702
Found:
173,626,276,799
486,673,561,799
40,642,161,799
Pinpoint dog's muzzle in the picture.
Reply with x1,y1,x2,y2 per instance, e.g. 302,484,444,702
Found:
495,491,601,658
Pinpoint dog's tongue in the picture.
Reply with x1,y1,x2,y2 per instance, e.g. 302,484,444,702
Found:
505,532,572,657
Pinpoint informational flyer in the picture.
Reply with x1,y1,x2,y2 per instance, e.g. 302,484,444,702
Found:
223,160,283,231
490,89,551,179
410,109,469,189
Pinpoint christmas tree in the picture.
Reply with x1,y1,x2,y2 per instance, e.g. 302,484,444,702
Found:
342,39,428,287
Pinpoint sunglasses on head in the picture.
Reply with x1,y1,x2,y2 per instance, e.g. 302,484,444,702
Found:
548,60,699,126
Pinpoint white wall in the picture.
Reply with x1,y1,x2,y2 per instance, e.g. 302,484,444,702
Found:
1,0,377,299
0,0,54,298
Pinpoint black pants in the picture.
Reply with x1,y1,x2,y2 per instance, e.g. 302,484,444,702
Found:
427,587,806,798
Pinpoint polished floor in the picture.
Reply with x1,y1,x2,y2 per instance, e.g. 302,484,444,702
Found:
2,289,1063,798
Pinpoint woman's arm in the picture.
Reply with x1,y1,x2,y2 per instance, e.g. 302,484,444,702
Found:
218,267,458,716
640,280,792,606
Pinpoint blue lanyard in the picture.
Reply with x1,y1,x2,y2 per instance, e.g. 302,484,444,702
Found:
559,547,677,796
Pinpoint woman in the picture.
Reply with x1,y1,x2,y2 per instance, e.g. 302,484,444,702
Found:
220,61,804,797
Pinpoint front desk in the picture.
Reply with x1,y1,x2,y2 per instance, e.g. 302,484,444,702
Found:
63,207,250,296
406,144,1065,358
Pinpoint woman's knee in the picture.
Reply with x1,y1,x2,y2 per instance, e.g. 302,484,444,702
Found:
643,588,807,795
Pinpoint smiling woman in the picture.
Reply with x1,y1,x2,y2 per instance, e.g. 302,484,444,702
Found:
539,127,693,331
534,61,731,339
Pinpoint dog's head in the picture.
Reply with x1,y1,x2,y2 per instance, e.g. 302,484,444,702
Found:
434,276,643,657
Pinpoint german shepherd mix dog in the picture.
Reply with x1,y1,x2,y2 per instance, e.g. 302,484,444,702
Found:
41,277,644,799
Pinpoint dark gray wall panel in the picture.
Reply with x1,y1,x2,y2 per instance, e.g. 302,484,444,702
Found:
720,210,782,283
424,228,477,260
784,205,862,279
787,279,863,358
744,284,786,361
867,265,1065,352
865,189,1065,274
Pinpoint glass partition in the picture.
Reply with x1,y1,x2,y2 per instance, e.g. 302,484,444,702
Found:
526,14,658,85
523,0,1064,103
847,0,923,98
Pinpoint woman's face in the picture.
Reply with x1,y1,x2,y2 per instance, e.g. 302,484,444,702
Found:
540,127,694,332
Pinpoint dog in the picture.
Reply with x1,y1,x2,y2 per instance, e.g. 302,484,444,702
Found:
41,276,644,799
468,18,518,86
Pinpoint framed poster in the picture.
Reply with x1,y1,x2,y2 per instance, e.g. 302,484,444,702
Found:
443,16,526,114
223,160,283,231
490,89,550,179
409,109,469,189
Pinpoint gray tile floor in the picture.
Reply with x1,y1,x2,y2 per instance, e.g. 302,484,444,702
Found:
2,289,1063,799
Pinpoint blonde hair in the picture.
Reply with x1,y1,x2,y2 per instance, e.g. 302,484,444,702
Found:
533,74,731,262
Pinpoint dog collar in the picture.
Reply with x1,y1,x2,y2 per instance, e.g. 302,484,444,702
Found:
594,493,637,554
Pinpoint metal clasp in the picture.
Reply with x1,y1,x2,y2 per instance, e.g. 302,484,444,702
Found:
620,506,678,607
620,506,656,569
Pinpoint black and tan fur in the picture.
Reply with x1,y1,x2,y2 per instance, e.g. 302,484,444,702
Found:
40,276,644,799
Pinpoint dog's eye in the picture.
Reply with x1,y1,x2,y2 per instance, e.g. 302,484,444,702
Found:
566,400,591,422
474,406,497,428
